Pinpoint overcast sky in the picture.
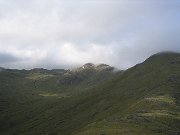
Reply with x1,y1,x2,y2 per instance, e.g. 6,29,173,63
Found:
0,0,180,69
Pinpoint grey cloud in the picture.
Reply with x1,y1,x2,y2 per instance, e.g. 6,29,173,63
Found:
0,52,19,64
0,0,180,69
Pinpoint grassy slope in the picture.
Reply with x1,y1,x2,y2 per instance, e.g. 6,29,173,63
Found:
0,64,117,135
75,52,180,135
0,52,179,135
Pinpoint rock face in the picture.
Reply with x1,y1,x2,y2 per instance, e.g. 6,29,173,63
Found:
95,64,114,71
81,63,114,70
58,63,116,85
82,63,95,69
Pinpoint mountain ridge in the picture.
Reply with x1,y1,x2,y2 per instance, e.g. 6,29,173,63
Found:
0,52,179,135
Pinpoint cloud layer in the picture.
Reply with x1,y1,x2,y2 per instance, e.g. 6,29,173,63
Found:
0,0,180,69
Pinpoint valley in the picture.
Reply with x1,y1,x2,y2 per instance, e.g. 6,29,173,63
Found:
0,52,180,135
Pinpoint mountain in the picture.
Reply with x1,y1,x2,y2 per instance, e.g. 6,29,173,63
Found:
58,63,116,87
74,52,180,135
0,52,179,135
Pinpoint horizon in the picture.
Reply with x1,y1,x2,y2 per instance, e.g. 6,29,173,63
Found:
0,51,179,70
0,0,180,69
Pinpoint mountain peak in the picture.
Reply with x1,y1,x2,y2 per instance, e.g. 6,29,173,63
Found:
149,51,180,58
82,63,95,69
81,63,114,71
145,51,180,63
95,64,114,71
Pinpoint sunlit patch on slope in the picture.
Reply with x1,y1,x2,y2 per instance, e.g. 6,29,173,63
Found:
145,95,175,104
139,110,180,119
38,91,69,98
26,72,54,80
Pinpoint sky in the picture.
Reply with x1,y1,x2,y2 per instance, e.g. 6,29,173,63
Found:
0,0,180,69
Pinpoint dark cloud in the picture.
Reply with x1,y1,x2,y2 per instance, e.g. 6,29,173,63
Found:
0,52,19,64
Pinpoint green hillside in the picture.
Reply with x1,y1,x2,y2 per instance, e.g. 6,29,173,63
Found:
75,52,180,135
0,52,179,135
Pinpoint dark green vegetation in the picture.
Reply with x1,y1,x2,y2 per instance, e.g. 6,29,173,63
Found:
0,52,180,135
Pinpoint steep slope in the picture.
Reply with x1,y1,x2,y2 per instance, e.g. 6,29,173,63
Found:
74,52,180,135
0,52,179,135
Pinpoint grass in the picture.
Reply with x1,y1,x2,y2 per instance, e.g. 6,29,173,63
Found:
0,52,180,135
38,91,69,98
145,96,175,104
39,92,59,97
139,111,180,119
26,72,54,80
